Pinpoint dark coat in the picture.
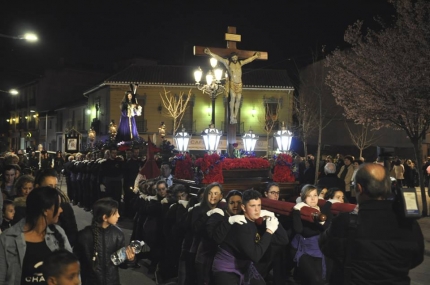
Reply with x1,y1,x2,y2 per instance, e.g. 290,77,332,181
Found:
74,225,126,285
58,201,78,247
319,200,424,285
317,174,346,191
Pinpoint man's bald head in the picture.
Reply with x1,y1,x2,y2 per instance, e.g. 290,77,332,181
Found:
355,163,391,201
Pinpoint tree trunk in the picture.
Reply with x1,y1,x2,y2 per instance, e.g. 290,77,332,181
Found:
359,148,363,159
315,126,322,183
315,93,323,184
412,138,428,216
303,140,308,158
266,134,269,157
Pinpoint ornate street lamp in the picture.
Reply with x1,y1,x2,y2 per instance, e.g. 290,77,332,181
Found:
242,129,259,152
274,122,293,152
194,58,227,124
174,126,191,153
202,124,222,153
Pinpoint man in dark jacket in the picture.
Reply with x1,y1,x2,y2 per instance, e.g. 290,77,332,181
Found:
317,162,346,191
319,163,424,285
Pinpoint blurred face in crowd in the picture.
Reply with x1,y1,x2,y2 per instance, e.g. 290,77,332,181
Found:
161,165,171,178
110,150,117,159
305,189,318,208
104,209,120,227
242,198,261,222
22,182,34,198
17,151,24,161
177,191,188,201
333,191,345,203
47,261,81,285
4,204,15,221
157,182,168,198
319,188,328,199
45,197,63,225
40,176,58,189
132,149,139,159
265,185,280,201
4,169,16,184
344,158,352,166
227,195,242,216
11,156,19,164
208,186,223,207
353,161,360,169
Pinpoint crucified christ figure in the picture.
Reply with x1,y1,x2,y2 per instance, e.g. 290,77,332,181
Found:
204,48,260,124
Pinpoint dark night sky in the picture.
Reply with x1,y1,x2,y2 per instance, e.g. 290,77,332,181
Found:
0,0,394,89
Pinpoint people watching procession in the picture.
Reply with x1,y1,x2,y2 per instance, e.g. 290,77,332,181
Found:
0,145,425,285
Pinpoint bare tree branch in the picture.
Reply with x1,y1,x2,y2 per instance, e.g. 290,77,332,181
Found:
159,88,192,136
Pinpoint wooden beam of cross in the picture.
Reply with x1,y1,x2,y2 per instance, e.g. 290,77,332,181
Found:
193,26,268,60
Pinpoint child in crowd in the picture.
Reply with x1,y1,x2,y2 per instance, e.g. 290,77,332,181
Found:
74,197,135,285
0,199,15,232
42,249,81,285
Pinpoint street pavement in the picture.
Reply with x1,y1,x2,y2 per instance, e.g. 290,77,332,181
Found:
66,183,430,285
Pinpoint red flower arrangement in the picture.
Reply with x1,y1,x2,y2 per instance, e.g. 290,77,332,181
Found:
272,153,296,182
173,153,194,180
222,157,270,170
195,153,224,184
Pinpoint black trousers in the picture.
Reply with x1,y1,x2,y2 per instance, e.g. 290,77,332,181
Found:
106,180,122,213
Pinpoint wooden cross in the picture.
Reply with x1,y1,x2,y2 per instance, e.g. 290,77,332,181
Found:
193,26,268,60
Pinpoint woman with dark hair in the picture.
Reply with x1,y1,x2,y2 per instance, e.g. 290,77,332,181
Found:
12,174,35,224
35,168,78,247
116,91,140,141
324,187,347,203
0,187,71,284
53,151,65,178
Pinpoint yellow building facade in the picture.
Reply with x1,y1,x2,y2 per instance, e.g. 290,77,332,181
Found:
84,64,294,153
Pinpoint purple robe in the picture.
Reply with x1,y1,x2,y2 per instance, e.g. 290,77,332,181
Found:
116,102,139,141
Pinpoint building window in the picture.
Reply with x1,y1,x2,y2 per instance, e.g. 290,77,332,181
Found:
263,96,282,131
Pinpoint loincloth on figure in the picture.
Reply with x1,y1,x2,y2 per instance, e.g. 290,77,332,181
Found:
230,81,242,94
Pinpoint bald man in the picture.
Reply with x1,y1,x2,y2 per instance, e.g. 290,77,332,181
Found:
319,163,424,285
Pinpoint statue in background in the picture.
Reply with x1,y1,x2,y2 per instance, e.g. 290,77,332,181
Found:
116,91,141,141
204,48,260,124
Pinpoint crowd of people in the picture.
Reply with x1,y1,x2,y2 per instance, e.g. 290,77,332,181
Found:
0,148,427,285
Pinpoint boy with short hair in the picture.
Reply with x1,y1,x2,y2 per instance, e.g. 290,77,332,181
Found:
42,249,81,285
